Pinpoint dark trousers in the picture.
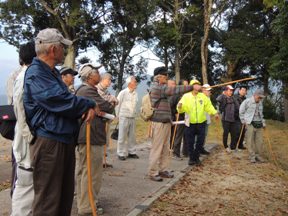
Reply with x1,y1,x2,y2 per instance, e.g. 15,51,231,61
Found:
235,121,246,148
30,136,75,216
171,124,186,157
222,120,237,149
185,122,206,161
10,150,17,197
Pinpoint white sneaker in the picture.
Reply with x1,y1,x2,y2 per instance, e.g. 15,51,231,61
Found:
226,148,231,153
250,157,256,163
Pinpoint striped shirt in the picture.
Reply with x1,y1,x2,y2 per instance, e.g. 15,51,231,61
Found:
150,82,193,123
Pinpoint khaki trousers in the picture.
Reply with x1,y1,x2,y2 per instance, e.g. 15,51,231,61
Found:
148,122,171,176
117,117,137,157
11,166,34,216
246,125,263,160
76,144,103,215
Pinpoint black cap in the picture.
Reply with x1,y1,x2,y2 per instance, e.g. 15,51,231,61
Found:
60,67,78,76
154,66,168,76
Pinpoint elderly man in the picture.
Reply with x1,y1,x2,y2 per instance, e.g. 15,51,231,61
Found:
239,89,266,163
200,83,213,154
11,41,36,216
148,67,193,182
216,85,239,152
60,67,78,93
76,64,114,215
234,85,248,149
23,28,96,216
116,76,139,160
97,72,118,168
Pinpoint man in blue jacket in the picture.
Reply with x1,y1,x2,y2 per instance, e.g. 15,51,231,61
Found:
23,28,96,216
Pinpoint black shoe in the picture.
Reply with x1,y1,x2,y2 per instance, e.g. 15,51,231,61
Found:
200,149,210,155
128,153,139,159
188,159,201,166
238,146,246,150
150,175,163,182
118,156,126,161
159,171,174,178
103,163,113,168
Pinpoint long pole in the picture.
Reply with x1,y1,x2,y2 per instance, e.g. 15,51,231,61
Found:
236,124,245,150
170,113,180,155
210,77,256,89
86,122,97,216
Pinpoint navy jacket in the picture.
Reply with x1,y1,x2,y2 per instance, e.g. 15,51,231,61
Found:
23,58,95,144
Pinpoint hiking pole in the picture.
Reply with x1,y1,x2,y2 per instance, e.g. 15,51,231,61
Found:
209,77,257,89
104,123,108,168
236,124,245,151
170,113,180,156
86,122,97,216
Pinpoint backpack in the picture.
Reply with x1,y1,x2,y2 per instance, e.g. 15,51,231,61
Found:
0,105,16,140
140,93,154,121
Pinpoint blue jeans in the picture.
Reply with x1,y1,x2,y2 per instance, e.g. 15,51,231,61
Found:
185,122,206,161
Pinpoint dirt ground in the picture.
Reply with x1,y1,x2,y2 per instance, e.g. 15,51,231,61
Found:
142,147,288,216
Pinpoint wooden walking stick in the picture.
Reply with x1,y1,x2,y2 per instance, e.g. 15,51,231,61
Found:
86,122,97,216
170,113,180,155
236,124,245,150
209,77,257,89
104,123,108,168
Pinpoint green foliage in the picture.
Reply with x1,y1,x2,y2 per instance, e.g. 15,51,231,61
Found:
98,0,156,91
269,4,288,83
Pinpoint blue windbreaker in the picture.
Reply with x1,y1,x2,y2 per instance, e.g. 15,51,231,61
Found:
23,58,95,144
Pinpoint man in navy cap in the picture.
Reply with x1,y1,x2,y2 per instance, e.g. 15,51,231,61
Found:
147,66,193,182
60,67,78,93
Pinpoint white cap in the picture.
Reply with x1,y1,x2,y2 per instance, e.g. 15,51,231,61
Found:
35,28,72,46
202,84,212,91
225,85,234,90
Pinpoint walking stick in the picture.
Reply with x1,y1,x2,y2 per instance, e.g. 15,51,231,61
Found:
104,123,108,168
86,122,97,216
170,113,180,155
236,124,245,151
209,77,257,89
147,121,152,138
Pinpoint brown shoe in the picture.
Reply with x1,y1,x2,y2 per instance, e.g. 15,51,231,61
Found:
103,163,113,168
159,171,174,178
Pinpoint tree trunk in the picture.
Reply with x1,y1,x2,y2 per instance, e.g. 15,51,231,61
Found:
117,61,125,95
284,81,288,122
64,45,76,68
175,45,180,83
163,12,169,69
201,0,212,84
221,59,238,83
174,0,181,83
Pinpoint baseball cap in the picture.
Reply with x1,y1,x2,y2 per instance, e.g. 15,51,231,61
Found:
202,84,212,91
60,67,78,76
225,85,234,91
254,89,265,98
35,28,72,46
154,66,168,76
78,63,102,78
190,79,201,86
